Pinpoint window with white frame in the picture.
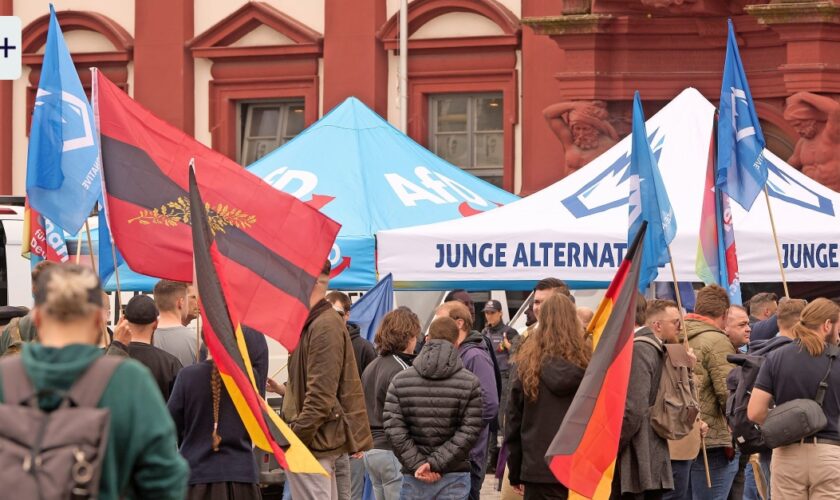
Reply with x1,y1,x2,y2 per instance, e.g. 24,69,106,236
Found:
429,93,503,187
238,100,305,166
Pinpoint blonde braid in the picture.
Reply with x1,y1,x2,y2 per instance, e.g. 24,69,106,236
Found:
211,363,222,451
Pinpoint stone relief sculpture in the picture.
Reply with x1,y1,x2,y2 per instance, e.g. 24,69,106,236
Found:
784,92,840,192
543,100,619,174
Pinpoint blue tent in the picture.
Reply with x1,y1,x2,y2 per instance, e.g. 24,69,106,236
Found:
247,97,518,289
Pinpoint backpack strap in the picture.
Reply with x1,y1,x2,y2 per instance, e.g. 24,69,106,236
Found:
0,356,35,405
65,355,125,408
815,344,839,407
634,335,664,352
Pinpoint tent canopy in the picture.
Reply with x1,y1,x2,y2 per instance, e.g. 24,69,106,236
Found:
377,88,840,290
246,97,519,289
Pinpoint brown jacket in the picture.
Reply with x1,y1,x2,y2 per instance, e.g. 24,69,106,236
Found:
283,300,373,457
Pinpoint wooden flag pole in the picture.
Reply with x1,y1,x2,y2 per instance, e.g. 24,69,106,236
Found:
665,245,689,348
189,158,201,360
666,244,710,487
84,220,97,275
74,231,83,264
763,187,789,298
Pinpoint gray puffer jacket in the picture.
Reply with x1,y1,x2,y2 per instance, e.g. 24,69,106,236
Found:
383,339,483,474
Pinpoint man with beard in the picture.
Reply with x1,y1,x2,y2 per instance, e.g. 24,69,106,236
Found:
784,91,840,191
543,100,620,175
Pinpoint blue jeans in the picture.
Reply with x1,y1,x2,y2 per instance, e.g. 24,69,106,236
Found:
399,472,470,500
663,460,693,500
743,453,771,500
690,448,740,500
364,449,403,500
351,455,365,500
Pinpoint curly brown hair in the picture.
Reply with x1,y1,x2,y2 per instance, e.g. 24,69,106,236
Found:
514,293,591,402
374,308,421,355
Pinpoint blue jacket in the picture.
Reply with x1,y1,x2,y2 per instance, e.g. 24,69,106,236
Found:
458,330,499,465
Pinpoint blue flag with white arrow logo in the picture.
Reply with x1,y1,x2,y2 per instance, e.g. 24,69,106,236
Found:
628,92,676,293
717,19,769,211
26,4,101,234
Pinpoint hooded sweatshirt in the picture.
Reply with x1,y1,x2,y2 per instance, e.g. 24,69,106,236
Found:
383,340,483,474
458,330,499,466
0,343,188,499
348,322,377,378
505,356,585,485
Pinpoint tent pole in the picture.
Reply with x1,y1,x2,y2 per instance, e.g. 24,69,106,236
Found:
763,187,789,298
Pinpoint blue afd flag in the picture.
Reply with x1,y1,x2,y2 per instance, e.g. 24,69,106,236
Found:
26,5,101,234
628,92,676,293
717,19,768,211
349,274,394,342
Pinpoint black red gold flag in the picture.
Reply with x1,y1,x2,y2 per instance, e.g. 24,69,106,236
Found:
546,222,647,499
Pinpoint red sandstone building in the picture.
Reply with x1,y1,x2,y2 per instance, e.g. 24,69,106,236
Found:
1,0,838,197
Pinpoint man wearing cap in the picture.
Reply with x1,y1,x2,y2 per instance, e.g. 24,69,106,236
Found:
784,91,840,191
108,295,183,400
543,100,620,175
481,299,519,473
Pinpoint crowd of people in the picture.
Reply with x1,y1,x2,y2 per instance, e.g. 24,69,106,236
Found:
0,260,838,500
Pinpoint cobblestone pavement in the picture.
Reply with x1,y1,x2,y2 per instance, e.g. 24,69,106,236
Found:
481,473,502,500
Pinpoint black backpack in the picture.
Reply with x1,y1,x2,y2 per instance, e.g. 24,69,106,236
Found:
725,338,792,454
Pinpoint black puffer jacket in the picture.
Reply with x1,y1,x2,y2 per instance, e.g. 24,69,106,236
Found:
383,340,483,474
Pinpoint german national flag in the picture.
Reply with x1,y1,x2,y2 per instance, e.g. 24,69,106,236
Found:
190,166,325,475
546,222,647,499
93,70,339,351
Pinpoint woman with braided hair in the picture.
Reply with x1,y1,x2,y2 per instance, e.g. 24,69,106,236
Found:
168,327,269,500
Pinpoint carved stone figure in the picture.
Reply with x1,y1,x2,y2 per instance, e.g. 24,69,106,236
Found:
543,100,619,175
784,92,840,192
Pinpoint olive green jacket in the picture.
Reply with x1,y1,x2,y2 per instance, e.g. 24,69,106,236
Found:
685,315,735,449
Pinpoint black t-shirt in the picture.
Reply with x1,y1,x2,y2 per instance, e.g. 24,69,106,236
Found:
126,342,183,401
754,341,840,440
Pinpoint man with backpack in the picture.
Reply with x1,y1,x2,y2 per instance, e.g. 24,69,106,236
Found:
0,264,188,499
726,298,806,500
612,300,688,499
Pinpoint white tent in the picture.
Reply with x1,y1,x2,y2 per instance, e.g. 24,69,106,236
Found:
377,88,840,290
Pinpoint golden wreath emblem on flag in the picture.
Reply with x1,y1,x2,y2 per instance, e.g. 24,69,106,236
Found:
128,196,256,234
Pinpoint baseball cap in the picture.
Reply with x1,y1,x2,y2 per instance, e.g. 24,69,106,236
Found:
483,300,502,313
124,295,159,325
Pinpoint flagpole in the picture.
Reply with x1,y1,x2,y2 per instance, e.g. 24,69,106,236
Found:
665,244,711,487
189,158,201,359
74,232,82,264
665,245,689,347
763,187,789,298
84,220,97,275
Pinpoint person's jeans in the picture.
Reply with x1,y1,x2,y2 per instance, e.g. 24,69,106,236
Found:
690,448,740,500
399,472,470,500
663,460,692,500
350,454,366,500
286,453,340,500
469,457,486,500
336,453,351,500
364,449,403,500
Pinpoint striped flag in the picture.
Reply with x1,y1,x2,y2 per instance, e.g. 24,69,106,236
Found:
22,199,70,265
696,137,742,304
94,69,340,351
546,222,646,499
189,166,326,475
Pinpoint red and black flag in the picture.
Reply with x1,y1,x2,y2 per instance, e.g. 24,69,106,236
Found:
93,69,340,351
546,222,647,499
190,166,325,475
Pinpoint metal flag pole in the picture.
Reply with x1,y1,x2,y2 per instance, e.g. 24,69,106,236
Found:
84,220,97,275
763,186,790,298
399,0,408,132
